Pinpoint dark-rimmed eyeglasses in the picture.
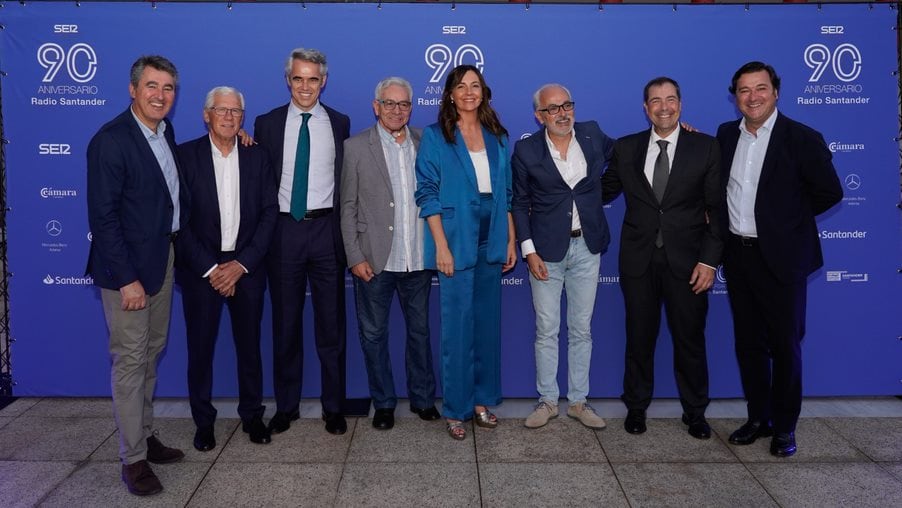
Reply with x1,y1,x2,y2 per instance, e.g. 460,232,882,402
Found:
378,100,412,112
538,101,575,115
209,107,244,117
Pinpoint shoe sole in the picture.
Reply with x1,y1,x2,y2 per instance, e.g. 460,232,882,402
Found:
567,413,606,430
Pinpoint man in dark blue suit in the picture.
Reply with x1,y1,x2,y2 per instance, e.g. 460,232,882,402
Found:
253,48,351,435
602,77,722,440
512,84,613,430
176,86,278,451
86,55,187,496
717,62,842,457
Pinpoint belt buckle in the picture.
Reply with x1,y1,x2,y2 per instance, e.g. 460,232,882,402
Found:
740,236,754,247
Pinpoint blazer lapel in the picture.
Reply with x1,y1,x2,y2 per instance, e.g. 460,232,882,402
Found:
758,113,787,190
634,130,658,204
367,126,394,197
202,140,223,239
537,128,571,188
452,129,479,191
127,113,172,199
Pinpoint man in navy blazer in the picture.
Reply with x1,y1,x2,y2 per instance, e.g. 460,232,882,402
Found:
253,48,351,435
86,55,187,496
602,77,722,440
176,86,278,451
512,84,613,430
717,62,842,457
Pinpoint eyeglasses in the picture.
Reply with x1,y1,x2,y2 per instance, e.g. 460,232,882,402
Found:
209,107,244,117
537,101,575,115
378,100,412,112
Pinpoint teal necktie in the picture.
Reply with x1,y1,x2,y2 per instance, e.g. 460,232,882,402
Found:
290,112,312,221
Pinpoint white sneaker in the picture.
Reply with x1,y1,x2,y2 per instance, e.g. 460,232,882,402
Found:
525,401,559,428
568,402,606,429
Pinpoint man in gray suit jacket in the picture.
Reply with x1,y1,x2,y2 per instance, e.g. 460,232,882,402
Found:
340,77,439,430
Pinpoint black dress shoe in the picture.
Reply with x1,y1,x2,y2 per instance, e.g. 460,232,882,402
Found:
323,411,347,435
410,405,441,421
624,409,647,434
372,408,395,430
728,420,774,445
121,460,162,496
681,414,711,440
770,432,797,457
146,435,185,464
242,417,272,444
268,411,300,434
193,425,216,452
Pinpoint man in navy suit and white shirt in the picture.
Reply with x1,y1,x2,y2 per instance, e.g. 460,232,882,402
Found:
512,84,613,430
717,62,842,457
602,77,722,440
86,55,187,496
176,86,278,452
253,48,351,435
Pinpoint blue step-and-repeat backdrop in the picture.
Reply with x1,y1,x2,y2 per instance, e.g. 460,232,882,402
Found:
1,2,899,398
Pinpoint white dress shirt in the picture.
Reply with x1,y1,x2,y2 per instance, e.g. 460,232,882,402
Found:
643,124,680,186
278,101,336,212
378,125,424,272
469,149,493,193
727,108,778,237
211,136,241,252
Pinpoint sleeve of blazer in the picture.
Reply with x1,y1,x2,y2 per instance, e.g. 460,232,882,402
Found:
236,148,279,274
339,137,365,268
601,138,625,205
502,136,513,212
415,126,443,218
698,137,724,267
86,130,138,288
174,142,219,277
510,139,533,244
798,126,843,215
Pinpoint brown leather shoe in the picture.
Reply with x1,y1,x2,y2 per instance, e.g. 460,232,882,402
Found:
146,434,185,464
121,460,162,496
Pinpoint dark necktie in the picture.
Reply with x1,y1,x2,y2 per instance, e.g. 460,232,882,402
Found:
290,112,312,221
653,139,669,247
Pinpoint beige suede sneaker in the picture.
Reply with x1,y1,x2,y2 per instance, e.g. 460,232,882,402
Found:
524,401,559,428
567,402,606,429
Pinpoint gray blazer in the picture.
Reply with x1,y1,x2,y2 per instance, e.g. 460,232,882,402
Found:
340,125,423,274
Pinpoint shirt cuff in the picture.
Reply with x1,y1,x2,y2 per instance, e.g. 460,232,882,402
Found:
237,261,249,274
202,264,218,278
698,262,716,271
520,239,536,257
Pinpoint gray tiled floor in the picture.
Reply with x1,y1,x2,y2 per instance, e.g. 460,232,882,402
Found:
1,397,901,507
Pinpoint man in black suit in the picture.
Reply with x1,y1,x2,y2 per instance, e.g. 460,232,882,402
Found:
176,86,278,451
717,62,842,457
253,48,351,435
86,55,187,496
602,77,722,439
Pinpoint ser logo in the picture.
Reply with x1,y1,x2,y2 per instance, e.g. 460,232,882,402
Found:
425,43,485,83
38,143,71,155
442,26,467,35
804,43,862,83
819,26,844,35
38,42,98,83
53,24,79,33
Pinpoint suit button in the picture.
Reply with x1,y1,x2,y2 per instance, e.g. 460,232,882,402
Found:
388,226,393,231
659,210,664,214
389,202,395,207
567,212,572,217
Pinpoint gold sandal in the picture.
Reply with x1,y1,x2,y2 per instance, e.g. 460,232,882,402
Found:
447,420,466,440
474,408,499,429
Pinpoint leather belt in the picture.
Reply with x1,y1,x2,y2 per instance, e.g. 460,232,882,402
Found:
570,229,582,238
730,233,758,247
168,231,179,242
279,208,334,221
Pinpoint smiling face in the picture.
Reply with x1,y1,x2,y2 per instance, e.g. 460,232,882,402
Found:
204,92,243,142
129,66,176,130
373,84,411,134
734,69,778,134
450,70,483,114
534,85,574,139
644,82,681,137
287,58,326,111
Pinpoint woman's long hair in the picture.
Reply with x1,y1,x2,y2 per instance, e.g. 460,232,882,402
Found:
438,64,508,144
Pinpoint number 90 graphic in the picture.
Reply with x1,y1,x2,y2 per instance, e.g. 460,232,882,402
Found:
804,43,862,83
37,42,98,83
425,44,485,83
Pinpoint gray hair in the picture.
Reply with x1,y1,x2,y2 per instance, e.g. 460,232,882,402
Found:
129,55,178,87
284,48,328,77
203,86,245,110
532,83,572,111
374,77,413,101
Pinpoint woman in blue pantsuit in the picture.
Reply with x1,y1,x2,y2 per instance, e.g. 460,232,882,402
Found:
414,64,517,440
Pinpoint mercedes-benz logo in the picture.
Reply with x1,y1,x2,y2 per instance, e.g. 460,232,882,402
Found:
845,173,861,191
46,219,62,237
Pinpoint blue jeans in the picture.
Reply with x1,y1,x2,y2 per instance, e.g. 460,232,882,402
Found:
529,236,600,405
354,269,436,410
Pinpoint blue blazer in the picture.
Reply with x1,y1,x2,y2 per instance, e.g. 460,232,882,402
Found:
414,123,511,270
511,121,613,263
174,135,278,278
716,112,842,283
86,108,189,295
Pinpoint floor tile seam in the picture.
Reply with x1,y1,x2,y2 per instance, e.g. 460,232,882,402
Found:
329,419,358,508
608,459,748,465
183,459,218,508
733,455,783,507
819,416,885,463
874,461,902,484
207,420,243,463
595,428,634,508
31,458,92,507
343,459,479,464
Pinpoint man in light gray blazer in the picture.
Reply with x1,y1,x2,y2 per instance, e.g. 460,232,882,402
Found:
340,77,439,430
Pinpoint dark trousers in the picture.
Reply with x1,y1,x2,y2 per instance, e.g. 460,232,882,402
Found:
182,251,266,428
353,269,436,410
268,214,346,415
724,235,806,434
621,247,710,419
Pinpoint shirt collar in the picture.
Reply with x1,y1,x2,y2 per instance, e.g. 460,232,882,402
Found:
376,123,411,147
289,100,326,119
130,105,166,138
739,107,779,137
543,128,575,158
208,134,238,158
650,123,680,148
